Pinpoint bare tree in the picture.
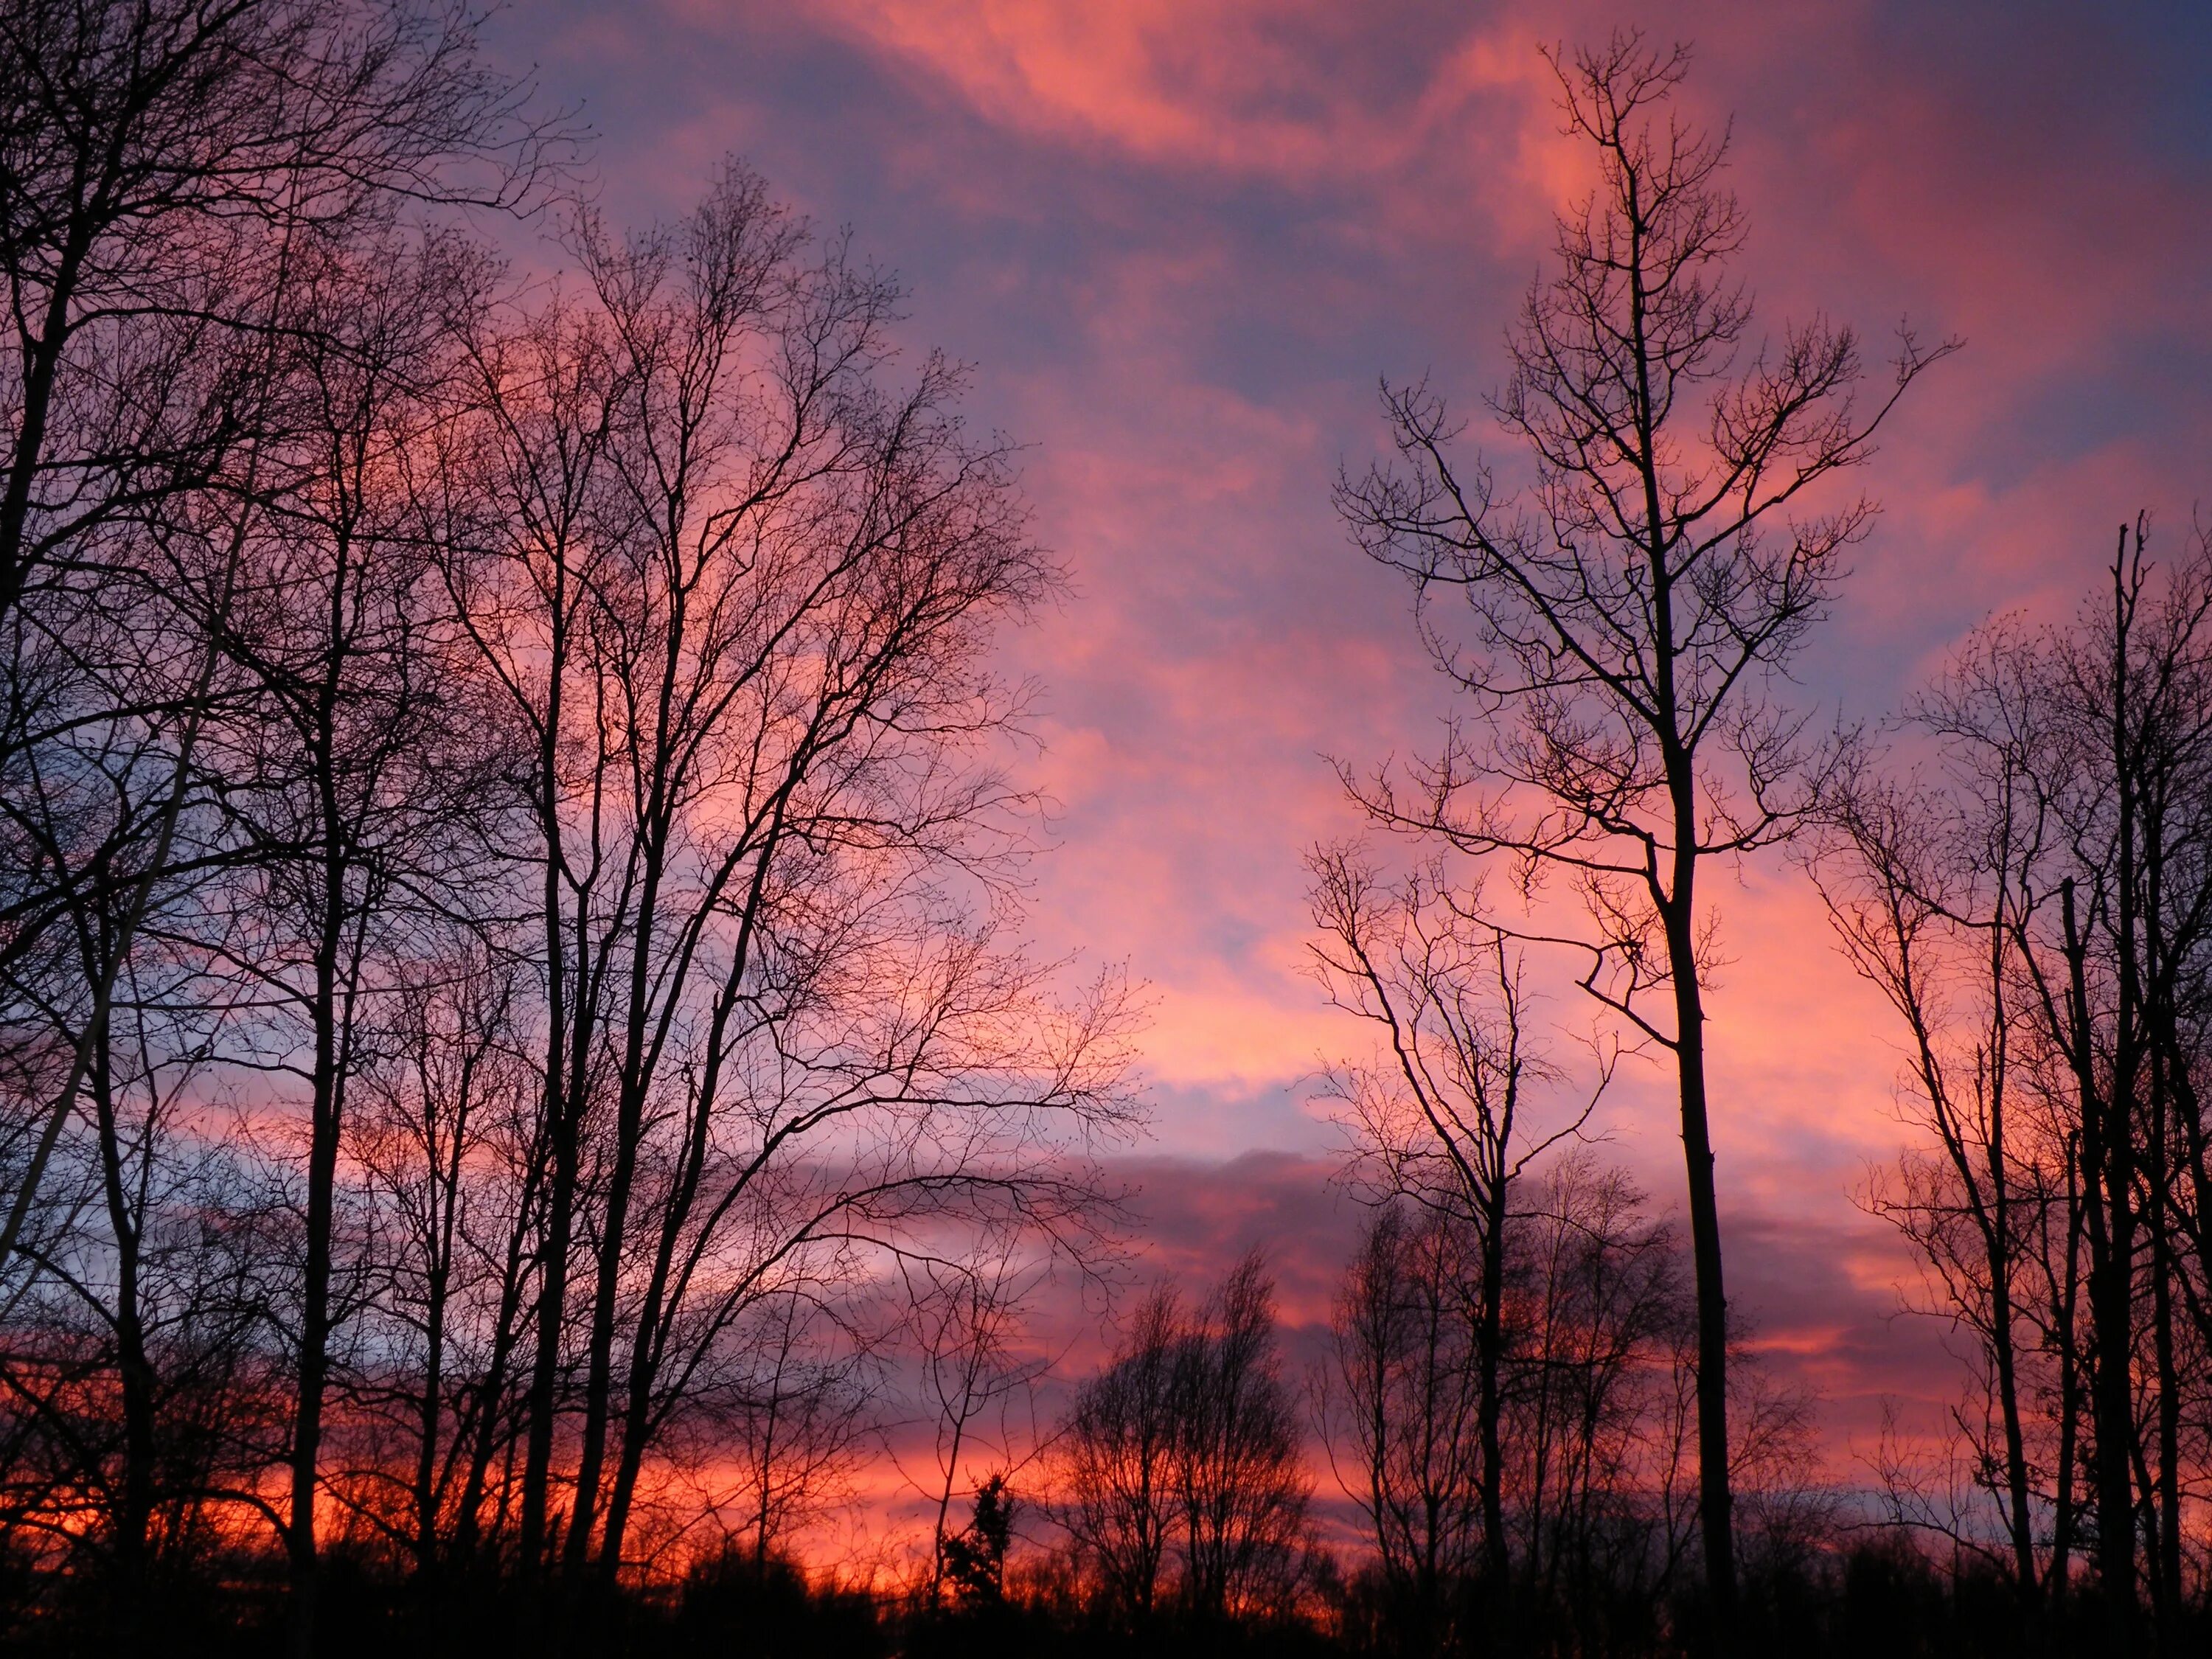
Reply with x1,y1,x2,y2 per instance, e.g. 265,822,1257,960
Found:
199,227,504,1654
1057,1283,1182,1627
1309,844,1607,1601
0,0,566,1290
0,869,271,1643
1057,1256,1312,1632
700,1281,877,1571
1169,1253,1311,1627
1320,1201,1485,1653
335,942,533,1588
1510,1155,1702,1650
1320,1147,1812,1654
899,1240,1054,1606
1332,32,1952,1642
432,266,623,1580
1816,654,2062,1614
434,164,1135,1610
0,29,566,1638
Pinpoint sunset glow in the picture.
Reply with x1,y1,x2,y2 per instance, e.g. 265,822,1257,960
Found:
8,3,2212,1653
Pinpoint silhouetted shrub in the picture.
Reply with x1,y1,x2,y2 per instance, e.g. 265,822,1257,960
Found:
672,1548,886,1659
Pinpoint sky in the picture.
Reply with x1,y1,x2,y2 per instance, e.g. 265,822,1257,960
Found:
480,0,2212,1484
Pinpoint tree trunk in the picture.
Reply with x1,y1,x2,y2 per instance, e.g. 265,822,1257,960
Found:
1663,723,1735,1645
1476,1163,1509,1593
2062,877,2136,1653
518,648,580,1576
1671,929,1736,1644
288,843,345,1659
89,1040,156,1639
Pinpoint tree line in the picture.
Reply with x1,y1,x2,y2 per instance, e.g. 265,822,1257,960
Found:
0,7,2205,1659
0,2,1133,1653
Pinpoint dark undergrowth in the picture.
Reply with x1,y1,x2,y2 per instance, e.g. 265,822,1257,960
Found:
0,1534,2185,1658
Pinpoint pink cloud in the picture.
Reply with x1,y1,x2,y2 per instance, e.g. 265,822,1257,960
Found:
493,0,2212,1491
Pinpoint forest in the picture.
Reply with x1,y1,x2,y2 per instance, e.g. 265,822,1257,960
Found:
0,4,2202,1657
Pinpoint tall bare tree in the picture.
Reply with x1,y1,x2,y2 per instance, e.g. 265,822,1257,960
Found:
1333,32,1951,1642
0,0,567,1374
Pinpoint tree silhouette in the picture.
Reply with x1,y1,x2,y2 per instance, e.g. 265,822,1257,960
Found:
1336,31,1952,1646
